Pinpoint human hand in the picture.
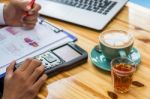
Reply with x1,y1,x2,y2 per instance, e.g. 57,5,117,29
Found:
2,58,47,99
3,0,41,29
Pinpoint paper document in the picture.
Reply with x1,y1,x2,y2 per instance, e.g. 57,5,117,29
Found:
0,21,76,77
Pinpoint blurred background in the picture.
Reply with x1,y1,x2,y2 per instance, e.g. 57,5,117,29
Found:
130,0,150,8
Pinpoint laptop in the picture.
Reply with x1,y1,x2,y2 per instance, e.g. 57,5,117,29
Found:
36,0,128,30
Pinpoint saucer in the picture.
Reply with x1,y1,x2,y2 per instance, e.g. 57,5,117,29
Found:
90,46,141,71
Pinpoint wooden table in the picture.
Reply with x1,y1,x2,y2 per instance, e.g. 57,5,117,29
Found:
1,1,150,98
38,2,150,99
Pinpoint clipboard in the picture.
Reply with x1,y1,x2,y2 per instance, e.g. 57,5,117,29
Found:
0,19,77,78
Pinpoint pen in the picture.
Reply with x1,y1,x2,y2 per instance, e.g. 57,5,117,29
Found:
24,0,36,17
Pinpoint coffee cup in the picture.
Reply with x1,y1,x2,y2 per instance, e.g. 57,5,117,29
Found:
99,30,134,60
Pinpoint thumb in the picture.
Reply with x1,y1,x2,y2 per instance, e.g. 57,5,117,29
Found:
6,60,16,77
10,0,31,11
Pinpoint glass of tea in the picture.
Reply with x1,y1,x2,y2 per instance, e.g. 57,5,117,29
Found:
111,57,136,93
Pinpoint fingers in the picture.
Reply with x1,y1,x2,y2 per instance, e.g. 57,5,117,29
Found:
10,0,41,16
21,3,40,19
22,21,37,29
32,4,41,12
17,58,32,71
10,0,31,11
33,74,47,91
25,59,42,76
23,24,36,29
21,13,38,29
29,65,45,84
13,0,41,29
6,60,16,78
23,15,38,24
28,4,41,15
21,18,37,29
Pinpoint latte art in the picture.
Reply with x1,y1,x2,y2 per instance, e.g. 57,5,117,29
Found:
103,32,130,46
100,31,133,48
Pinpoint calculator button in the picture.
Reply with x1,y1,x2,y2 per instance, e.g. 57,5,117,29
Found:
42,53,58,63
44,56,57,63
57,61,62,64
51,61,61,67
45,65,52,70
51,65,54,67
45,63,48,65
40,59,43,61
45,66,53,70
53,63,59,66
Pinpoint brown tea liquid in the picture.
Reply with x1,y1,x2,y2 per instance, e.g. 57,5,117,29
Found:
112,63,135,93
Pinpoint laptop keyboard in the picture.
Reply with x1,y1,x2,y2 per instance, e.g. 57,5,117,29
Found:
50,0,117,15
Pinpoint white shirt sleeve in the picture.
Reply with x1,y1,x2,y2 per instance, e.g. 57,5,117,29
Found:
0,3,5,25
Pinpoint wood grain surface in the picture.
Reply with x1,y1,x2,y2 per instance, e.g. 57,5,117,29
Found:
1,1,150,99
38,2,150,99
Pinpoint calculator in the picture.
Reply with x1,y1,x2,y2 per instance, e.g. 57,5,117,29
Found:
16,42,88,77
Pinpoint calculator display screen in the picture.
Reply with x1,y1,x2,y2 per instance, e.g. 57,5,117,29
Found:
53,45,81,62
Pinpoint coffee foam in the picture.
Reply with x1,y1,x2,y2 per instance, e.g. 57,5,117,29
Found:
100,31,133,48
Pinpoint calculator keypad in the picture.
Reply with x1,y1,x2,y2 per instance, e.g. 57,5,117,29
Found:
35,51,63,70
